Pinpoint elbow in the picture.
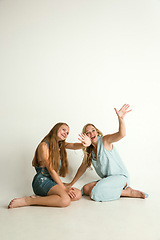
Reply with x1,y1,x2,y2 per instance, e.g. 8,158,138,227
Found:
121,132,126,138
119,131,126,139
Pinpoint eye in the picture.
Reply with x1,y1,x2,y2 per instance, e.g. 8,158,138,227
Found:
86,132,90,135
92,129,95,132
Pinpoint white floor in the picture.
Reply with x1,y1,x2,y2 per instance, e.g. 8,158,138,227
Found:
1,187,160,240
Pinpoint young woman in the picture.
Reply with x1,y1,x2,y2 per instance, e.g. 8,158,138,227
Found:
8,122,91,208
65,104,148,202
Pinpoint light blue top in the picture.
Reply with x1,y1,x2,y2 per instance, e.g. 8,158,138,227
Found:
91,136,129,179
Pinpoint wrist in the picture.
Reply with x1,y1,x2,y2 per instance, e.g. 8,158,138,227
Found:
69,180,75,186
69,182,73,187
118,115,124,121
60,183,67,191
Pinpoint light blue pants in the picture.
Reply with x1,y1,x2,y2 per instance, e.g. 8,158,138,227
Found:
90,175,129,202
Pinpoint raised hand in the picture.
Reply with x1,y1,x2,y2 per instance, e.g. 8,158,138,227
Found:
78,133,91,147
114,104,132,119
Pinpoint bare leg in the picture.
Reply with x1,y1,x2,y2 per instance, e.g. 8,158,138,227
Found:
8,185,71,209
121,186,145,199
83,181,146,200
70,188,82,201
83,181,98,197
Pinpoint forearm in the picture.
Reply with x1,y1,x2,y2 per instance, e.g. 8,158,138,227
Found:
65,142,84,150
50,170,66,190
72,143,84,150
118,117,126,138
65,134,91,150
69,163,87,186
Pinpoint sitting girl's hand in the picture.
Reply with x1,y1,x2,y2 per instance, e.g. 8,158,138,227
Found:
78,133,91,147
66,187,77,199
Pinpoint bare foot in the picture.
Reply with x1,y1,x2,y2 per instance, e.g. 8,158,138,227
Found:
8,196,31,209
121,187,145,199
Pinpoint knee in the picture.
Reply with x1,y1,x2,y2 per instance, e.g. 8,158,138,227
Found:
83,185,90,196
60,195,71,208
75,189,82,200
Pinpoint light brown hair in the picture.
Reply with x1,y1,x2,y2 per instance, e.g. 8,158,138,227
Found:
32,122,69,177
82,123,103,168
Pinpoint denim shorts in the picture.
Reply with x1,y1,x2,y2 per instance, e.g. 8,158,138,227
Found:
32,167,57,196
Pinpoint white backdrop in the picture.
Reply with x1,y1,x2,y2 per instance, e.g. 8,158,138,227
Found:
0,0,160,201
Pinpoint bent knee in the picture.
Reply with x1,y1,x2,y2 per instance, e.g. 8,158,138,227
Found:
83,185,90,195
83,182,97,196
83,184,93,196
60,196,71,207
76,190,82,200
74,189,82,201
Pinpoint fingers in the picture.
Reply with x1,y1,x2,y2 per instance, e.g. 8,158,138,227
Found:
78,133,86,140
115,104,132,119
127,109,132,113
122,104,131,111
78,133,88,145
118,104,132,113
124,104,132,113
69,188,76,198
114,108,118,114
67,188,77,199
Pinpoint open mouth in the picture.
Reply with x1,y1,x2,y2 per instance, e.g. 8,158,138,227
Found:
91,136,96,140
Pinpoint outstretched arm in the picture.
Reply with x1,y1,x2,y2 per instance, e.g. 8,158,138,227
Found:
64,161,87,188
103,104,132,146
65,134,91,150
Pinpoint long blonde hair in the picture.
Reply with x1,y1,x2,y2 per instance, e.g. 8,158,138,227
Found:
82,123,103,168
32,122,69,177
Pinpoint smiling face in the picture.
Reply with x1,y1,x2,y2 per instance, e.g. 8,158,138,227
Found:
85,125,99,144
57,124,69,141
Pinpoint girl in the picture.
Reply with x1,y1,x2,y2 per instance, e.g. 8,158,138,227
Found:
65,104,148,202
8,122,91,208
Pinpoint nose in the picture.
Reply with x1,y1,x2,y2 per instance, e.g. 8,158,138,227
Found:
90,132,94,137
